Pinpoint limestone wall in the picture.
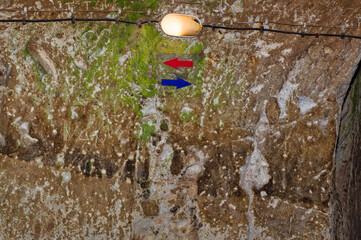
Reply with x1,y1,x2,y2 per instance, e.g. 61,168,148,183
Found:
0,0,361,239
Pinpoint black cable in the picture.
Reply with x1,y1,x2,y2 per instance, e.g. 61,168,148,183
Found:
203,25,260,31
26,18,73,22
76,18,127,23
202,24,361,40
0,17,360,39
139,20,159,24
0,18,154,25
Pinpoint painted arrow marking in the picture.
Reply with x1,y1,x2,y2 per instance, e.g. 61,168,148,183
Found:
161,78,191,89
163,58,194,69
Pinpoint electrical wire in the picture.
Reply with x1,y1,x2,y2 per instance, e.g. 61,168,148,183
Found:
0,8,354,31
202,25,361,40
0,8,145,14
233,21,352,30
0,8,352,30
0,18,159,25
0,17,360,40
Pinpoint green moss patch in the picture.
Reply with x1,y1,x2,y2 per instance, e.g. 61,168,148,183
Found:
140,123,156,141
180,112,195,121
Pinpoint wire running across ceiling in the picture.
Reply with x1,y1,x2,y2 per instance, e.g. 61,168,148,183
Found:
0,8,360,40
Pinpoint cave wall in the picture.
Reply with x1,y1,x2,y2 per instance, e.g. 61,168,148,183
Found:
333,62,361,240
0,0,361,239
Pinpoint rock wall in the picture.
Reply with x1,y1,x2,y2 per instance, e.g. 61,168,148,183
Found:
333,62,361,240
0,0,361,239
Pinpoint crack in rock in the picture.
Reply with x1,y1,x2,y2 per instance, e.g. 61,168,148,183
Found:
239,112,271,240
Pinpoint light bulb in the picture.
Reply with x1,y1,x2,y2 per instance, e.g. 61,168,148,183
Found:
160,13,202,37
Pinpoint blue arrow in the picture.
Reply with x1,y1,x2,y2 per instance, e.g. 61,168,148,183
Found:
161,78,191,89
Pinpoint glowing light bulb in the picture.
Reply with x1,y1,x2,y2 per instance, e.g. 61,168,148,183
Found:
160,13,202,37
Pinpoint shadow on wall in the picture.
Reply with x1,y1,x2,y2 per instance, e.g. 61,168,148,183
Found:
333,61,361,239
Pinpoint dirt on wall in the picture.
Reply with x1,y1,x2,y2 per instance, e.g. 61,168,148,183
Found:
333,62,361,240
1,0,361,239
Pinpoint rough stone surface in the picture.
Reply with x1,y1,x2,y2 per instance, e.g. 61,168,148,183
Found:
0,133,5,147
333,63,361,239
27,43,58,81
0,64,12,86
0,0,361,239
266,97,280,125
0,0,12,8
141,200,160,217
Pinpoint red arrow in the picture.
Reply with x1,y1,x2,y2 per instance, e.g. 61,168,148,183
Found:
163,58,194,69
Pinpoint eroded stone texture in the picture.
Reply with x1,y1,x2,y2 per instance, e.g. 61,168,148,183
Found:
27,43,58,81
0,0,361,239
266,97,280,125
333,63,361,239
